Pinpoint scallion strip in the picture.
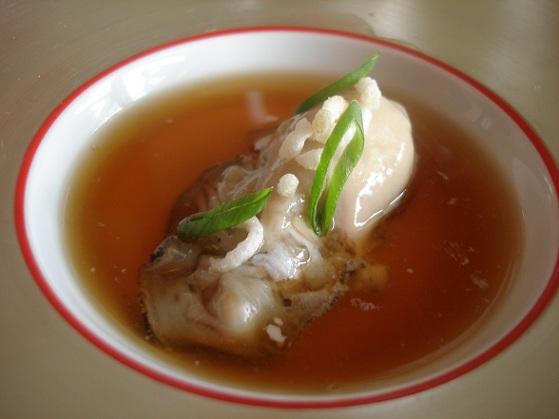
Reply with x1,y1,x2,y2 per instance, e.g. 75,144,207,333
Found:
308,101,364,236
294,53,379,115
178,187,272,238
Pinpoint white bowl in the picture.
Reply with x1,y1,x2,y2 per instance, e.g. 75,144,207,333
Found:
15,27,559,408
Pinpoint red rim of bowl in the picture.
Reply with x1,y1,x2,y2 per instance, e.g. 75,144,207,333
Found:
13,26,559,409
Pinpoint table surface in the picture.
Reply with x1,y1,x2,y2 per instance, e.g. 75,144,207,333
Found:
1,1,558,418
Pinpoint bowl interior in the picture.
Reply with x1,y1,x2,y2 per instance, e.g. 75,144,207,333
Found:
19,28,559,406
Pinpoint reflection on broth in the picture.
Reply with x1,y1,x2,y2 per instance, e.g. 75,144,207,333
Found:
64,73,521,393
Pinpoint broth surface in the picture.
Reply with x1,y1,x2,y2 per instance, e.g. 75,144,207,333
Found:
65,74,521,392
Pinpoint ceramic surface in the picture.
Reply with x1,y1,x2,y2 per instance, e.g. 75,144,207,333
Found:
16,28,559,409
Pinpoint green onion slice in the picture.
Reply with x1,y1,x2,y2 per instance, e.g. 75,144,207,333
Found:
294,53,379,115
178,187,273,238
308,101,365,236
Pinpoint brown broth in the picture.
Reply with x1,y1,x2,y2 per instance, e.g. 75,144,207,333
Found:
64,74,521,393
